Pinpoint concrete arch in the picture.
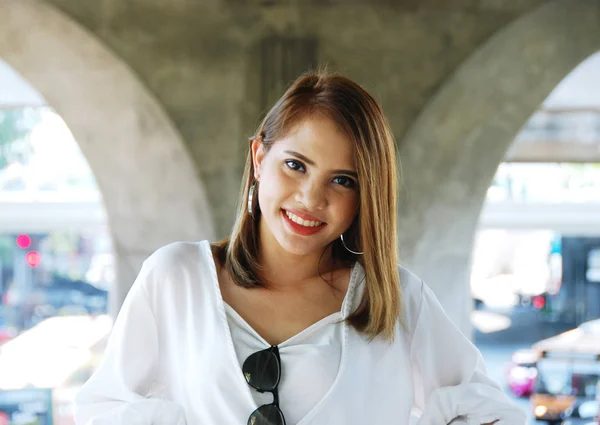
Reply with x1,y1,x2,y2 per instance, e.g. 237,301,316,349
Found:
397,0,600,333
0,0,215,312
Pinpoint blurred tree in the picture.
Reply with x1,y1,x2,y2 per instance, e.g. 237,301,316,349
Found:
0,236,13,264
0,108,41,170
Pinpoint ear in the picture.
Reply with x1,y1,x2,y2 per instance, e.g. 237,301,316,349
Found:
251,138,266,180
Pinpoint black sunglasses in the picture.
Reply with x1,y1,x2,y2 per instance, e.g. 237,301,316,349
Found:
242,345,286,425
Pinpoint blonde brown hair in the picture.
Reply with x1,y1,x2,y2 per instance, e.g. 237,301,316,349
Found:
216,71,401,341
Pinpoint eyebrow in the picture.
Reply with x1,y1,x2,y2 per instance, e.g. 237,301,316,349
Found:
284,150,358,178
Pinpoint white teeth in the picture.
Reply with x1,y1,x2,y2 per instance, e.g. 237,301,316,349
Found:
285,211,323,227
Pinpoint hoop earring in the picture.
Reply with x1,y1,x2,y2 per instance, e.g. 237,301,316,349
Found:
248,181,259,220
340,234,363,255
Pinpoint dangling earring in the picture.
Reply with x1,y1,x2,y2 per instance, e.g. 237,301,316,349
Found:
340,233,363,255
248,181,258,220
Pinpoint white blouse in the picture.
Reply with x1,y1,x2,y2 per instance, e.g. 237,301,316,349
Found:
224,293,344,424
73,240,526,425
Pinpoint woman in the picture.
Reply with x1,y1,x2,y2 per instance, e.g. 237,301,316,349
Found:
74,72,526,425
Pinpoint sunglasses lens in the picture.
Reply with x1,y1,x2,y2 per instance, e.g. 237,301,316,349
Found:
247,404,285,425
242,348,280,391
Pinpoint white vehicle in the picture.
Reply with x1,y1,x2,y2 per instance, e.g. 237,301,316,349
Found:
0,315,112,425
531,319,600,424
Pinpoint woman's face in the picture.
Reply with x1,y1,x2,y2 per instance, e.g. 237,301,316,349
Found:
252,115,360,257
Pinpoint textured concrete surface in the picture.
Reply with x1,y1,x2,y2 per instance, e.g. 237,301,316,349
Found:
1,0,215,312
38,0,549,239
2,0,599,334
397,0,600,333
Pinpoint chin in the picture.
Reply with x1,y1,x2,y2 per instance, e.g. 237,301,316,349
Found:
276,235,327,256
273,226,335,257
262,209,337,256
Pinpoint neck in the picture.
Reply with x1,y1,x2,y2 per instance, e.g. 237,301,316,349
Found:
257,221,336,291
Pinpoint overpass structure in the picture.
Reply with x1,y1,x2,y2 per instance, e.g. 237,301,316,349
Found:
505,108,600,163
478,201,600,235
0,198,108,234
1,198,600,236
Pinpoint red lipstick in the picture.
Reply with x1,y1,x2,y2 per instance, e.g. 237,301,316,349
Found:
281,209,326,236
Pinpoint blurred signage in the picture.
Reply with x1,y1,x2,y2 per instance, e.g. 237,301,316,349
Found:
0,388,53,425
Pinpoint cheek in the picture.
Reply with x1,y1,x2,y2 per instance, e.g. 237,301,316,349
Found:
333,193,360,223
344,190,360,210
348,198,360,220
259,168,294,206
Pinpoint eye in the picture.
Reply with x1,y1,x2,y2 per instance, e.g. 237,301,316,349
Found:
332,176,357,188
285,159,305,172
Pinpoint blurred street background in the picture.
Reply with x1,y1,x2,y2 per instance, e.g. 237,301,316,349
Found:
476,307,574,423
2,0,600,424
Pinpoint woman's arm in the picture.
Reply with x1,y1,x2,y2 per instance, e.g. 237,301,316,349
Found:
409,282,526,425
73,258,187,425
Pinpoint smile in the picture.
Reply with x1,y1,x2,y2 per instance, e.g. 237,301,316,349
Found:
281,209,327,236
284,210,323,227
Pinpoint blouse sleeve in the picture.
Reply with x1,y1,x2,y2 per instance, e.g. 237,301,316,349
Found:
409,281,526,425
73,258,187,425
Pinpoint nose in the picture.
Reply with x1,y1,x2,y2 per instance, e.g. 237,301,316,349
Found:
295,180,327,211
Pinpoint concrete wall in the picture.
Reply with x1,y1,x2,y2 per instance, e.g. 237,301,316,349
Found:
39,0,548,239
1,0,215,312
4,0,600,334
398,0,600,332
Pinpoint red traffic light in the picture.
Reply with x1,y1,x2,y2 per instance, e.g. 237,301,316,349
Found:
26,251,41,268
533,295,546,310
16,234,31,249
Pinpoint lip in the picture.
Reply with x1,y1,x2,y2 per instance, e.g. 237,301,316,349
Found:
282,208,325,223
281,210,327,236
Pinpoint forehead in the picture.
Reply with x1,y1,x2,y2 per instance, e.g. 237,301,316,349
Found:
273,117,356,166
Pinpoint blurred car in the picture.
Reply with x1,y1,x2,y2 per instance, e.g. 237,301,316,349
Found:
531,319,600,423
4,274,108,330
0,316,112,425
0,327,16,345
0,315,16,345
561,398,599,425
506,349,539,397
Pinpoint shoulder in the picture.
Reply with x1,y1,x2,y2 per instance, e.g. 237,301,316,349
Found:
137,240,214,296
144,240,209,271
397,264,425,335
398,264,423,294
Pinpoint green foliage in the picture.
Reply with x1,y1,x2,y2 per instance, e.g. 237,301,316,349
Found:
0,235,14,264
46,232,79,253
0,108,43,169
